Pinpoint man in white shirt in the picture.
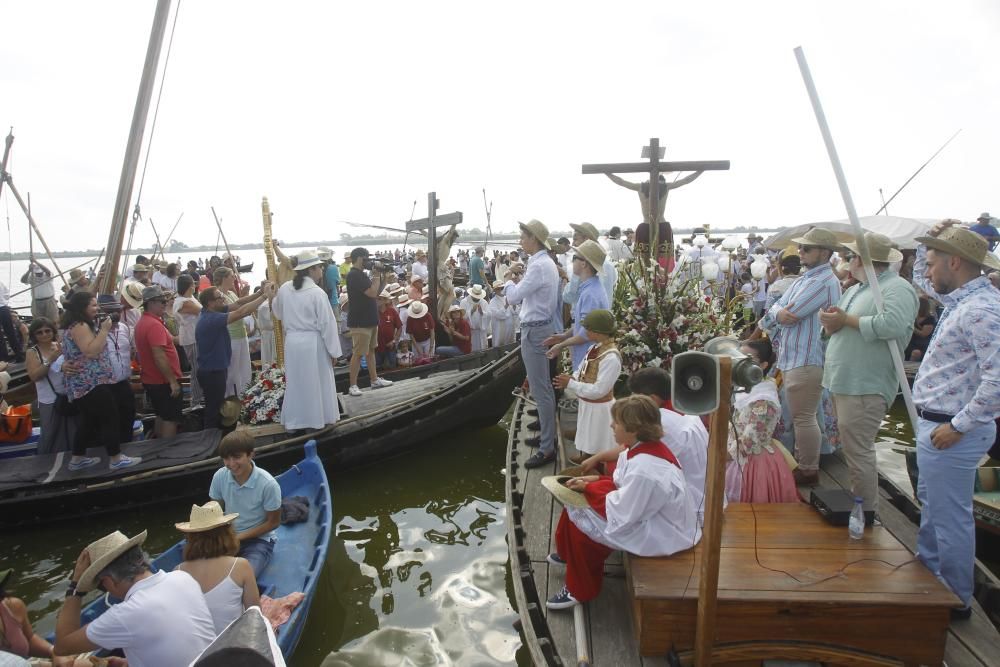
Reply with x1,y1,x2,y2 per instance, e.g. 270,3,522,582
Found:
411,249,429,283
20,259,59,321
55,530,216,666
604,226,633,262
504,220,560,469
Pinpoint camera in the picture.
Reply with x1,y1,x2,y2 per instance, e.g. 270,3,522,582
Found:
364,258,388,273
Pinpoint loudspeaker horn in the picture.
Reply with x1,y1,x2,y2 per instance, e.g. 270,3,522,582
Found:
671,351,720,416
703,335,764,390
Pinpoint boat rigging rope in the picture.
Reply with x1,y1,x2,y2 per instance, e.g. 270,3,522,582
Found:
120,0,183,288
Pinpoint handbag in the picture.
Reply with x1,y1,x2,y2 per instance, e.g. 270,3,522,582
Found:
34,345,79,416
0,404,32,443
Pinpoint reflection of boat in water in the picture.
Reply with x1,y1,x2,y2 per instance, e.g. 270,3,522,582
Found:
0,346,523,530
67,441,331,663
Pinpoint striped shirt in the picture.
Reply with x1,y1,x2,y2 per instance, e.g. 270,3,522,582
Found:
760,263,841,370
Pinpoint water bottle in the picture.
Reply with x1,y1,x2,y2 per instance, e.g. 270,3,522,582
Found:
848,497,865,540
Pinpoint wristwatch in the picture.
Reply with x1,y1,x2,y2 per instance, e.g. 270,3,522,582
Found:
65,580,85,598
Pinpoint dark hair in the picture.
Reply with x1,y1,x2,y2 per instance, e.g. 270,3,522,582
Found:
135,255,149,264
779,255,801,275
97,545,151,585
60,291,96,329
609,226,621,238
350,247,369,262
177,274,195,296
610,395,663,441
28,317,59,344
219,430,255,458
292,265,316,290
187,260,198,268
199,287,220,308
628,366,671,401
182,524,240,561
917,295,932,319
166,263,179,278
557,237,570,246
741,339,776,369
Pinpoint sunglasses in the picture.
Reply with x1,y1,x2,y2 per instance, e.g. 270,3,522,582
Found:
36,328,54,335
798,244,818,252
844,253,858,261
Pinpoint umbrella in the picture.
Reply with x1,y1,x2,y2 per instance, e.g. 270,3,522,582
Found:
763,215,936,251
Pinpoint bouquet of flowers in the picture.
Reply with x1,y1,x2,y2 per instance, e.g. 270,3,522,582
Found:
612,260,740,373
241,363,285,425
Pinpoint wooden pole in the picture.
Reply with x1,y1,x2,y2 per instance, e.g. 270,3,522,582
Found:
149,217,165,261
210,206,235,263
694,355,732,666
3,179,70,289
27,193,35,301
158,211,184,261
427,192,438,322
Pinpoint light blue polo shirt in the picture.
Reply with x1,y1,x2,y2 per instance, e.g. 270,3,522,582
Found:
209,463,282,540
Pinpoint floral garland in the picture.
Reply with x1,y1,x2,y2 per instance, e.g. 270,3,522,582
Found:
241,363,285,425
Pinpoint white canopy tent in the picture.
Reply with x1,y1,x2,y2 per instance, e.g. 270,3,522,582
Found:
763,215,936,251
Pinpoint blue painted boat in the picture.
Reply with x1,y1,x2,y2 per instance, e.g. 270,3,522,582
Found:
68,439,332,662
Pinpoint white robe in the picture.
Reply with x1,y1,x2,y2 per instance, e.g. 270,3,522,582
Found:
272,277,342,430
257,301,276,367
567,444,702,556
461,296,490,351
660,408,710,526
566,346,621,455
488,296,516,346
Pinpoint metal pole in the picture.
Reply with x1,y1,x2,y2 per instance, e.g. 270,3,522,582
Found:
793,46,919,435
98,0,173,295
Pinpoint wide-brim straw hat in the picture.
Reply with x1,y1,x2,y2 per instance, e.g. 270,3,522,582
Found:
295,252,323,271
69,269,86,282
842,232,903,264
467,284,487,300
396,295,412,307
541,476,589,508
789,227,843,251
77,530,148,593
378,289,394,300
408,301,429,319
386,282,403,295
518,219,552,250
141,284,166,304
316,246,333,260
410,275,425,285
573,240,606,274
130,264,149,274
916,225,1000,272
122,282,144,309
492,280,505,290
175,501,239,533
569,222,600,243
448,304,465,314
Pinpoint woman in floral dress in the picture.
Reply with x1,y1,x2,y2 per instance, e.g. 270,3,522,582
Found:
725,339,799,503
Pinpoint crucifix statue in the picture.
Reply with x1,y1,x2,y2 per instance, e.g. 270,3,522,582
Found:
583,138,729,267
406,192,463,321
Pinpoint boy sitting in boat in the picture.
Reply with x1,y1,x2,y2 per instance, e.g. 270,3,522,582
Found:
209,430,282,576
545,394,701,610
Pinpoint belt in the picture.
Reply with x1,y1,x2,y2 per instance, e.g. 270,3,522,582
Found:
916,408,955,424
521,318,551,328
579,395,613,404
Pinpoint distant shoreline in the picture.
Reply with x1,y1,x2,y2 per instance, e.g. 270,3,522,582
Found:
1,227,776,261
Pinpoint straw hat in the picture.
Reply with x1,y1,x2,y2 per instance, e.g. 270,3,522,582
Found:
467,284,487,301
915,225,1000,272
569,222,600,243
415,249,426,258
408,301,429,319
540,476,589,508
978,212,992,222
396,295,412,307
316,246,333,261
386,282,404,295
131,263,149,274
77,530,149,593
378,288,394,300
842,232,903,264
140,284,166,304
122,282,144,309
448,304,465,314
421,284,429,296
789,227,842,251
69,268,86,283
410,274,425,285
492,280,505,290
518,219,552,250
175,501,239,533
295,252,323,271
573,240,606,274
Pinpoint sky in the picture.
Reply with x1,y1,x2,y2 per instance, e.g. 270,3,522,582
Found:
1,0,998,254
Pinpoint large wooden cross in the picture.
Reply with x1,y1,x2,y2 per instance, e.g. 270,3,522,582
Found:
405,192,463,320
582,137,730,262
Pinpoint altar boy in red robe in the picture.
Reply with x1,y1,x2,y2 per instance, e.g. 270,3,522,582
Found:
546,394,701,609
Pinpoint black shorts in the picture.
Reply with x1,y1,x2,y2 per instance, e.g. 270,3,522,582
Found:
144,383,184,422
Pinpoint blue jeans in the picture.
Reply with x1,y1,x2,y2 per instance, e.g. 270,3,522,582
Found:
916,417,995,607
521,322,557,456
375,349,397,369
239,537,275,577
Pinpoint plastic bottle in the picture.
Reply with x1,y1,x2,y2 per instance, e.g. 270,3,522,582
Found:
848,497,865,540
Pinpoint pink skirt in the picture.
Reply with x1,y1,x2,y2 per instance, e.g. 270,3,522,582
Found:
738,449,800,503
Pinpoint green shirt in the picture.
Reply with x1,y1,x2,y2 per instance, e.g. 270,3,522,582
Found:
822,271,918,405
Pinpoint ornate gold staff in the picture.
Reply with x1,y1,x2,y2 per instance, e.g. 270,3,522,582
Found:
261,197,284,367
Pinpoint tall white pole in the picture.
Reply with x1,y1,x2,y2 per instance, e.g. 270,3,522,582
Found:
793,46,919,438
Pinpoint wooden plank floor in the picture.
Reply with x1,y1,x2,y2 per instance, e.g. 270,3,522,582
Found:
338,369,468,417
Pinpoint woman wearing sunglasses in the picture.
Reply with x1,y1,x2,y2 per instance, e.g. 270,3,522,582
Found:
24,317,79,456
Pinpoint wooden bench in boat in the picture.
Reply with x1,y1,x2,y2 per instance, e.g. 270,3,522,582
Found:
625,503,958,666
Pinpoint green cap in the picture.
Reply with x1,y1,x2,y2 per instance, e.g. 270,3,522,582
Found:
582,309,616,335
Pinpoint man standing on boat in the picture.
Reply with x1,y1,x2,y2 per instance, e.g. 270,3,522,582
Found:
818,233,918,516
504,220,560,468
910,220,1000,620
346,247,394,397
20,259,59,322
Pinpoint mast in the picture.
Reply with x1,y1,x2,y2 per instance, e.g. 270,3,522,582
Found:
97,0,173,294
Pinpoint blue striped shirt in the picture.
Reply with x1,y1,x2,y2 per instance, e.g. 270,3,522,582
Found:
760,263,841,370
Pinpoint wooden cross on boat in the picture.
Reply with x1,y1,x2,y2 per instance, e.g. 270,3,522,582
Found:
582,138,729,263
405,192,463,320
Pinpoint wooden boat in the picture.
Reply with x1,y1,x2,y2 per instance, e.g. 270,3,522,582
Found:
238,261,254,273
68,440,330,662
0,345,523,530
191,607,285,666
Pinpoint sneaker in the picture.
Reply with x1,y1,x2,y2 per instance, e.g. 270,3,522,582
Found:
372,377,394,388
546,553,566,566
109,455,141,470
68,457,100,472
349,385,363,397
546,586,578,610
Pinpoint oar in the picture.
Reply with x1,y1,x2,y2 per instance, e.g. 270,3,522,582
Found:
210,206,235,265
573,604,591,667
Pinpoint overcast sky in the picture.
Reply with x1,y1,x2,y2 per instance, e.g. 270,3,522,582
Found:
1,0,997,253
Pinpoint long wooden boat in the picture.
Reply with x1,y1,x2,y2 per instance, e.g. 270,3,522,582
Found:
0,345,523,530
65,440,330,662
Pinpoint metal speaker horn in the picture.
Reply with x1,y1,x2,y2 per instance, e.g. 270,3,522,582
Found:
671,351,720,416
703,335,765,390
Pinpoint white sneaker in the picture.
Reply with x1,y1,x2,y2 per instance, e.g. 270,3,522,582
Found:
372,377,394,388
348,385,363,397
109,455,141,470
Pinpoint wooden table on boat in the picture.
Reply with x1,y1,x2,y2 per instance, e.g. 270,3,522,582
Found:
626,503,958,665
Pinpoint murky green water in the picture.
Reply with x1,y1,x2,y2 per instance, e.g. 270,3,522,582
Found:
4,418,524,666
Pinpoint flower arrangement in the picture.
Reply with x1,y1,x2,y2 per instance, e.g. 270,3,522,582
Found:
612,260,745,373
241,363,285,425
